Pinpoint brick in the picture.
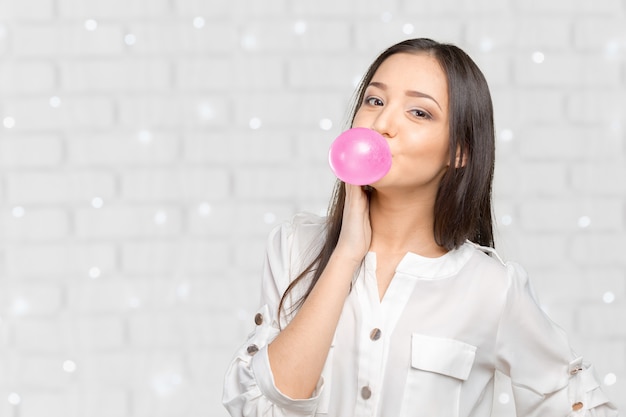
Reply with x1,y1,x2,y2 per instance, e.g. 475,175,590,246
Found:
128,313,184,348
176,56,284,92
288,54,370,90
468,18,571,50
571,234,626,266
516,161,568,197
518,125,623,160
5,172,116,204
571,163,626,195
14,319,70,352
0,0,54,19
76,389,128,417
183,130,293,165
58,0,170,18
567,91,625,123
3,97,114,130
582,269,626,302
0,208,69,241
525,266,586,304
579,304,626,336
403,0,511,14
187,202,296,237
465,19,517,51
59,59,171,92
68,280,141,313
5,243,116,277
66,131,179,166
121,240,231,274
505,234,569,268
514,54,621,87
519,199,623,232
574,19,626,51
20,392,68,417
16,355,75,387
295,130,341,163
353,18,464,52
5,284,63,315
75,316,125,350
120,168,230,202
126,22,237,54
12,24,125,57
0,135,63,167
493,89,565,124
240,20,351,52
233,237,272,272
0,61,55,93
515,0,623,14
75,206,182,238
470,53,511,87
233,167,300,200
118,95,231,128
80,352,134,386
174,0,286,16
233,93,345,129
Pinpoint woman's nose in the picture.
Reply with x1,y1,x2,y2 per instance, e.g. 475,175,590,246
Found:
371,107,396,138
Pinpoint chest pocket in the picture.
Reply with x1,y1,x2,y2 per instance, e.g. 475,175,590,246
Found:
400,334,476,417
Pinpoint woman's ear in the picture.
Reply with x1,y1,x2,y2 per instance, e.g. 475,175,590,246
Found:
454,145,468,168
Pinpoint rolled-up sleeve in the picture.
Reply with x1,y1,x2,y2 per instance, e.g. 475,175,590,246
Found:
495,262,618,416
223,215,326,417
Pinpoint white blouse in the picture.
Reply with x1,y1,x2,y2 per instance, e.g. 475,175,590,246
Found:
223,213,617,417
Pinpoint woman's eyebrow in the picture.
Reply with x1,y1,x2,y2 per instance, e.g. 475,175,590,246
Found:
368,81,442,111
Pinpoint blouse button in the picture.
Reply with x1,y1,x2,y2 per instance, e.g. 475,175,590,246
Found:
572,402,583,411
361,386,372,400
246,344,259,356
570,366,582,375
254,313,263,325
370,328,382,341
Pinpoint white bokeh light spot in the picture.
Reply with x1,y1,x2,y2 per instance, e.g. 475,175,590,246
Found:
198,202,212,216
85,19,98,31
319,118,333,131
12,206,25,218
264,212,276,224
124,33,137,46
63,360,77,373
604,373,617,386
602,291,615,304
402,23,414,35
3,116,16,129
193,16,205,29
578,216,591,228
293,20,307,35
532,51,545,63
49,96,61,108
7,393,21,406
249,117,262,130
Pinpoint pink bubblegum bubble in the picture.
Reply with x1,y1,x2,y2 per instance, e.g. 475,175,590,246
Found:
328,127,392,186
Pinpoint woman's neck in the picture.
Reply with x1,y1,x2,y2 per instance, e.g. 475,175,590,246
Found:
368,188,447,258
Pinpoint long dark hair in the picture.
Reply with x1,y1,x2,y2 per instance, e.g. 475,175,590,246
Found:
278,38,495,320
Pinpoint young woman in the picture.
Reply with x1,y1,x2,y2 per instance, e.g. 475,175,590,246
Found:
222,38,617,417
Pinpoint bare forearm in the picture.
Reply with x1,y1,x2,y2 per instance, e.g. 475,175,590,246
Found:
267,251,361,399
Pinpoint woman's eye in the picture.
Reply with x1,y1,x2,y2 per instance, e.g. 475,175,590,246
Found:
365,97,383,106
410,109,431,119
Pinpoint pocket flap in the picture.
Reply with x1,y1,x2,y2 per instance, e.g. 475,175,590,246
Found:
411,333,476,381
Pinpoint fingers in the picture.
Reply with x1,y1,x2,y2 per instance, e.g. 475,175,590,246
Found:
335,184,371,261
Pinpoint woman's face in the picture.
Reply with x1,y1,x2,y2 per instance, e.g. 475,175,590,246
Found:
352,52,451,194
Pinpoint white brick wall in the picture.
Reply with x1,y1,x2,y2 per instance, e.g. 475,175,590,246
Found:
0,1,624,416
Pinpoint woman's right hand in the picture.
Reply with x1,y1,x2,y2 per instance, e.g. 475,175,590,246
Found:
334,184,372,264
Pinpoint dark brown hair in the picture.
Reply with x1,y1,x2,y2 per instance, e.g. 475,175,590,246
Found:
278,38,495,319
